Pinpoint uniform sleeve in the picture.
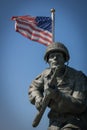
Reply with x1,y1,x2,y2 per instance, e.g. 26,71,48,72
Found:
28,73,44,105
55,71,87,114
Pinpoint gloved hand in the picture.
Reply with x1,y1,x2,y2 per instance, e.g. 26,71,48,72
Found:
35,96,43,111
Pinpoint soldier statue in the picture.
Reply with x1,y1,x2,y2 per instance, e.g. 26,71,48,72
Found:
28,42,87,130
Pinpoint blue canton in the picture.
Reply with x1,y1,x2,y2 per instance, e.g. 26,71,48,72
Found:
36,17,52,32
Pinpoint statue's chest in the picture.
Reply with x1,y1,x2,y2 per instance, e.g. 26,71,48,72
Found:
44,75,74,95
57,77,74,93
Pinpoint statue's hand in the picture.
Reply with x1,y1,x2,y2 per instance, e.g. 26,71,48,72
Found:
45,87,60,109
35,96,43,111
44,86,59,99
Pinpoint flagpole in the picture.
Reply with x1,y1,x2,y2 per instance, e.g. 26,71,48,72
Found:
51,8,55,42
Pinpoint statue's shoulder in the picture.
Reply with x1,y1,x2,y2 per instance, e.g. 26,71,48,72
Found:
33,68,51,81
67,66,86,78
42,67,51,76
67,66,78,73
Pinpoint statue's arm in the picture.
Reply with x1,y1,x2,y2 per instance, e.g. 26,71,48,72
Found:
28,73,44,105
51,72,87,114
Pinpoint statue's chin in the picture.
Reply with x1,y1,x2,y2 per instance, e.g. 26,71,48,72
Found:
51,64,64,69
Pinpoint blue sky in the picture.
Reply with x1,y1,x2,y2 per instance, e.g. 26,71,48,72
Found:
0,0,87,130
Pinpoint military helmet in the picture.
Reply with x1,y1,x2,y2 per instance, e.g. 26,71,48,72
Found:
44,42,70,62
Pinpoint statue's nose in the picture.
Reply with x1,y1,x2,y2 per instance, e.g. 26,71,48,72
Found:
53,56,57,60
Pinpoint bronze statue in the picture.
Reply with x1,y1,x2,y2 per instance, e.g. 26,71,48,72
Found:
28,42,87,130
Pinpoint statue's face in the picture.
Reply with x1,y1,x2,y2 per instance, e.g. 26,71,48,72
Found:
48,52,65,69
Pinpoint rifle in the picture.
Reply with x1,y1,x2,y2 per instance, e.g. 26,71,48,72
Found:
32,67,59,127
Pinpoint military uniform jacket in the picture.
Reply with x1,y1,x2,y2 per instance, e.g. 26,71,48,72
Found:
28,66,87,122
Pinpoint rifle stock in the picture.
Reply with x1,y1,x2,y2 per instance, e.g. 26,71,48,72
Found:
32,96,49,127
32,67,59,127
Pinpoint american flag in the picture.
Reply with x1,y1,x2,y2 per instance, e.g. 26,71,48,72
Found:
11,15,52,46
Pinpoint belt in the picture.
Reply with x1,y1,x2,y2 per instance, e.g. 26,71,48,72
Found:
48,110,78,121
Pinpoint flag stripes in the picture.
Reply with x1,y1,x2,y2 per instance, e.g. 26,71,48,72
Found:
12,15,52,46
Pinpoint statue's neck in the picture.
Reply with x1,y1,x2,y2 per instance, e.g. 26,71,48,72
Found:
51,65,66,77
